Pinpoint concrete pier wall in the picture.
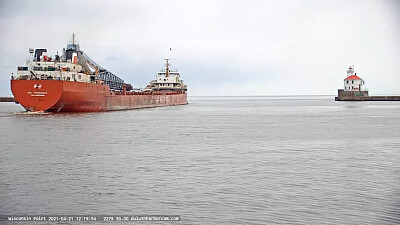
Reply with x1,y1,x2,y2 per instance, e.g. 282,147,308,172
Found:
0,97,16,102
335,89,400,101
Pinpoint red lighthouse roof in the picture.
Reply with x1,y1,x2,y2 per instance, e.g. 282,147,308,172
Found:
345,75,362,80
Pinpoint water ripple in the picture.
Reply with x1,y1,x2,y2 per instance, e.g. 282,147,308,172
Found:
1,98,400,224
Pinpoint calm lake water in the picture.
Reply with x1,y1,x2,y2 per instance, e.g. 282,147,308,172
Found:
1,96,400,224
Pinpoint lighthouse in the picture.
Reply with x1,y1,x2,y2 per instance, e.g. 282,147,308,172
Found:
336,65,400,101
336,65,369,100
343,66,365,91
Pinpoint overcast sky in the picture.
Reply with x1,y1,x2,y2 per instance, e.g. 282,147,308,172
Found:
0,0,399,96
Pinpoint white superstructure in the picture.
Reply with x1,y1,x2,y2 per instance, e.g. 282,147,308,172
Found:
148,59,187,91
15,51,91,83
13,34,125,90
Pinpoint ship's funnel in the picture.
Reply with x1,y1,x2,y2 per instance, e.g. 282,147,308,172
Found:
34,49,47,61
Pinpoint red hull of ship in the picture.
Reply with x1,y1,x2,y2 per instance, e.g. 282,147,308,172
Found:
11,80,187,112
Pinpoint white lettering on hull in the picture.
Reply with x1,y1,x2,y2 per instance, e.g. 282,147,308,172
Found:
27,91,48,97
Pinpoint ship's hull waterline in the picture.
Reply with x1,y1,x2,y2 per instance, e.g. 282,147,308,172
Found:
11,80,188,112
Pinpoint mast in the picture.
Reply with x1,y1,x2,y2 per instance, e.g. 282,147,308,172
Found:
72,33,75,45
164,58,169,77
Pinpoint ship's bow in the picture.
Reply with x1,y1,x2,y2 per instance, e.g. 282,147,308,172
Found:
11,80,63,112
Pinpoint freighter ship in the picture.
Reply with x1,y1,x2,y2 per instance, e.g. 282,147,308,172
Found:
11,34,187,112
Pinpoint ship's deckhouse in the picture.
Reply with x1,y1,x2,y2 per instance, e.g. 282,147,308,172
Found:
148,59,187,91
13,34,125,90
